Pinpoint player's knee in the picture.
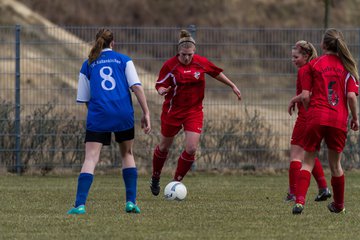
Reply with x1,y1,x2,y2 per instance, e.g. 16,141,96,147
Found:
330,166,343,176
185,146,197,155
120,149,133,159
158,145,170,153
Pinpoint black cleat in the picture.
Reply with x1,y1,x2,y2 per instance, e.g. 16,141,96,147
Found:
150,177,160,196
292,203,304,215
327,202,346,214
314,188,332,202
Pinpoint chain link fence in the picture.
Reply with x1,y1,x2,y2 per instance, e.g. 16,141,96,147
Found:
0,26,359,173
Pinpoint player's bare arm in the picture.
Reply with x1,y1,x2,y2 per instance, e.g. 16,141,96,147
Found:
214,72,241,100
347,91,359,131
301,90,310,110
132,84,151,134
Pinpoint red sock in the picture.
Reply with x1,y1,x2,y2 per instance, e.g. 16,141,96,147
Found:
312,157,327,189
174,150,195,181
295,170,311,205
152,145,168,179
331,174,345,210
289,161,302,195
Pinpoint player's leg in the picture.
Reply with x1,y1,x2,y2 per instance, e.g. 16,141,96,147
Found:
150,135,174,196
293,124,324,214
173,131,200,181
327,149,345,213
312,157,331,201
118,139,140,213
287,118,305,202
293,150,316,213
80,142,103,173
114,128,140,213
150,122,179,196
173,112,202,181
152,134,174,179
326,128,347,213
287,144,303,202
68,140,103,214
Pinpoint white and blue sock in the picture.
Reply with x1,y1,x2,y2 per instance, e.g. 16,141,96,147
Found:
122,167,137,204
74,172,94,207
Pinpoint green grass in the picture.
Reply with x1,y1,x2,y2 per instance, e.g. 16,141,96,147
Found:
1,171,360,240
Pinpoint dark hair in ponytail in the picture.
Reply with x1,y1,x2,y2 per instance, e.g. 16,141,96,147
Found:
88,28,114,64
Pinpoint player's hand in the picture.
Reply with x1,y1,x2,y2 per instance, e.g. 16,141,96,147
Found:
232,86,241,100
141,114,151,134
350,117,359,131
158,86,172,96
288,101,296,116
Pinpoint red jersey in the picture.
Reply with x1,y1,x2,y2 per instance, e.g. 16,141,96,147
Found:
302,54,359,131
156,54,223,118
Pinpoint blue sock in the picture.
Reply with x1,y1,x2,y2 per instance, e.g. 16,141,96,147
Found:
74,173,94,207
122,167,137,204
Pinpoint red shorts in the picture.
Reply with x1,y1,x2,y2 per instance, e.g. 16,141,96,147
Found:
303,124,347,153
290,117,306,147
161,111,203,137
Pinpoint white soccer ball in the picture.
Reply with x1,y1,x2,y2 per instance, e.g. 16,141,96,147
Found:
164,181,187,201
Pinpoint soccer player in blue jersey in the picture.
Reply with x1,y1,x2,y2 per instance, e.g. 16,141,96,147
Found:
67,28,151,214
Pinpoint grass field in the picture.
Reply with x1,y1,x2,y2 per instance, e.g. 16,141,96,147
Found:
1,171,360,240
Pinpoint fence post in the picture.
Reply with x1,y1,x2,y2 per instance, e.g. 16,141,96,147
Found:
15,24,21,175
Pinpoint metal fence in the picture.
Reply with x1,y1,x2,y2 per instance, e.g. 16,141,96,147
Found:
0,25,359,173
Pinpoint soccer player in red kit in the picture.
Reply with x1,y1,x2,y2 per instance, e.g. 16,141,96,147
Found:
286,40,331,202
293,28,359,214
149,29,242,196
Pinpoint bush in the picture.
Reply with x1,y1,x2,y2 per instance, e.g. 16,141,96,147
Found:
0,101,85,174
337,131,359,170
8,101,359,174
197,108,281,170
20,104,85,173
0,100,16,169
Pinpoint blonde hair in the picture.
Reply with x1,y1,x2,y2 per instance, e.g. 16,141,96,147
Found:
178,29,196,51
293,40,318,62
322,28,359,80
88,28,114,64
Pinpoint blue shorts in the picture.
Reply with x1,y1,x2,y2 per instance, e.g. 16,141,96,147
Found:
85,128,134,145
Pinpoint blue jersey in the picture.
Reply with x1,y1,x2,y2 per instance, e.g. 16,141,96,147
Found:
77,49,141,132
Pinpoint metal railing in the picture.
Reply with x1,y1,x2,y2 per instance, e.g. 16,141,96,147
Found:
0,26,359,173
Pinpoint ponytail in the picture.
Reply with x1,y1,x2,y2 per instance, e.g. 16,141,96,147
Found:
337,38,359,80
88,28,114,64
322,28,359,80
88,38,105,64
